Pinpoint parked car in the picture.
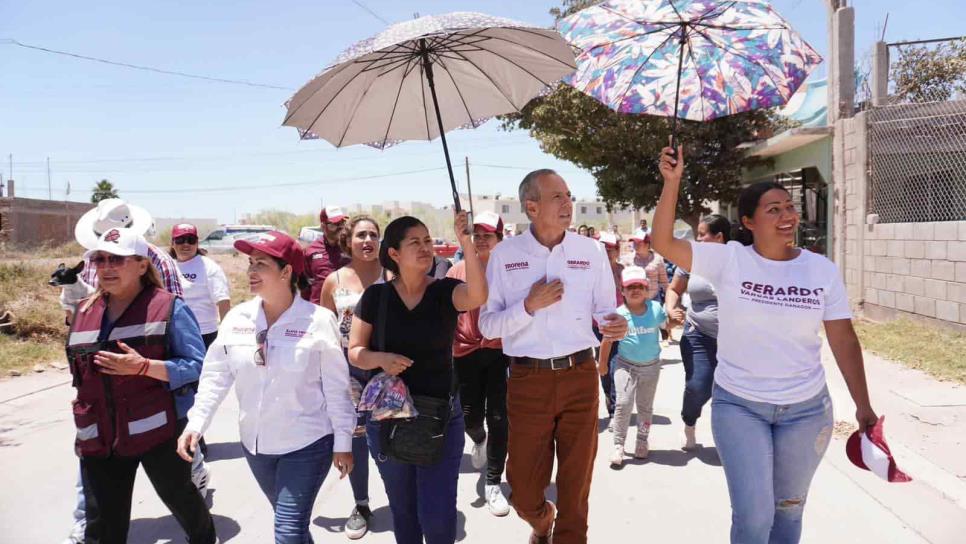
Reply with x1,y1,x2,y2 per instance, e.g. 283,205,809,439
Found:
433,238,459,259
299,226,325,245
199,224,275,253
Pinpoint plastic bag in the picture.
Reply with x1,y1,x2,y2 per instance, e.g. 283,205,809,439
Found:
358,372,418,421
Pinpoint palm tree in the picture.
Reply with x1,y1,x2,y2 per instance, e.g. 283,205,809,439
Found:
91,179,119,203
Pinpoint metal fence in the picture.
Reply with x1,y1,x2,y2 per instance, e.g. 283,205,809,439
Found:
867,38,966,223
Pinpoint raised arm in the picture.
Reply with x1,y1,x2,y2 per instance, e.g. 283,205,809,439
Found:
652,145,692,273
452,211,488,312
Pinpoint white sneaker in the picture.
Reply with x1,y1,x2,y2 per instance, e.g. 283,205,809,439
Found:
683,425,697,451
485,484,511,517
191,459,211,498
471,437,487,470
62,526,84,544
610,445,624,467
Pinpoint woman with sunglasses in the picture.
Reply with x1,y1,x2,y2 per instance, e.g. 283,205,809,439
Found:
319,215,383,540
169,224,231,349
179,231,356,544
66,227,215,544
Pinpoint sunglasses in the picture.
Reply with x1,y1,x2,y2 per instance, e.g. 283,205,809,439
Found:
254,329,268,366
91,255,130,268
174,235,198,245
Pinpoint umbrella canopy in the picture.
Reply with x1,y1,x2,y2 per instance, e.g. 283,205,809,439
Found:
560,0,822,124
283,12,576,210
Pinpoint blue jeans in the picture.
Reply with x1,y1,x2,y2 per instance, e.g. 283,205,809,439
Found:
680,322,718,426
711,384,833,544
594,326,618,416
367,409,465,544
349,364,375,506
244,434,334,544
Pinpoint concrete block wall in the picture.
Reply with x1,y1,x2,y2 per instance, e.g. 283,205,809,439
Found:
835,111,966,329
862,222,966,325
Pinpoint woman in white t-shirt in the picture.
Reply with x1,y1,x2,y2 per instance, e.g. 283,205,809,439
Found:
170,224,231,348
652,146,878,544
320,215,384,540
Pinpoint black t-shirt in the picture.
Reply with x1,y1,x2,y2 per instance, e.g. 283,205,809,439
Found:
355,278,462,399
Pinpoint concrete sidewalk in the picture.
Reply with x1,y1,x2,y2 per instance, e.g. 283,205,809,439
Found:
1,342,963,543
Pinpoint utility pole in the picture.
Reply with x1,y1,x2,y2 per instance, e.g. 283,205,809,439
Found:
47,157,52,199
8,154,11,183
465,156,474,217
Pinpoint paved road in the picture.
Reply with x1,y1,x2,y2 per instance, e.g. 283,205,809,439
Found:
1,343,963,543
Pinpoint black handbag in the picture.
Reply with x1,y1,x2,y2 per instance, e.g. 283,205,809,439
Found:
374,283,455,466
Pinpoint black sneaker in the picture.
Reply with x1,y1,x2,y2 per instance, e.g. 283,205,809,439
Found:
345,505,372,540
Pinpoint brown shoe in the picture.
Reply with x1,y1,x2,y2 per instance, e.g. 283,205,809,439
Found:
528,501,556,543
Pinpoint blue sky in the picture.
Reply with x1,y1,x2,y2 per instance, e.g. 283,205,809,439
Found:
2,0,964,223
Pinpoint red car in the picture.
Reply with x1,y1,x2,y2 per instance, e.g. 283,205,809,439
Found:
433,238,459,258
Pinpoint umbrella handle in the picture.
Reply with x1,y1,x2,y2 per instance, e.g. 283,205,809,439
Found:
669,26,688,157
420,39,463,214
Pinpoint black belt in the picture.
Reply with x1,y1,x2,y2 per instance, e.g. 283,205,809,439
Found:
510,348,594,371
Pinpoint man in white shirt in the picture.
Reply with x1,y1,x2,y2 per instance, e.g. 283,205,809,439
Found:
480,169,627,544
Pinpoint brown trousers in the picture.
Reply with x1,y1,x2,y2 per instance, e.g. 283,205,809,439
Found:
506,356,599,544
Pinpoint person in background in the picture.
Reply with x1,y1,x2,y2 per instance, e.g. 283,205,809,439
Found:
665,214,730,451
68,227,214,544
623,232,668,302
595,231,623,427
305,205,350,304
638,218,649,236
168,222,231,497
62,199,185,544
320,215,384,540
446,211,511,517
586,226,597,239
169,224,231,349
577,225,589,237
349,212,487,544
179,231,355,544
429,253,453,280
654,145,878,544
480,169,627,544
597,267,667,466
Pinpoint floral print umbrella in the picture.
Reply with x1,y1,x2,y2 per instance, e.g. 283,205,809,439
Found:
560,0,822,139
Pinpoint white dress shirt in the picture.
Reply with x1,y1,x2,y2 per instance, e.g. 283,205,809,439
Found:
185,295,355,455
479,228,618,358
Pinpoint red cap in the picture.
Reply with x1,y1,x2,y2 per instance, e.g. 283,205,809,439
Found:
171,223,198,238
845,415,912,483
473,211,504,233
234,231,305,276
320,206,347,225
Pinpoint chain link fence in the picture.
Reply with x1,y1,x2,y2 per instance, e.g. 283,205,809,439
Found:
867,38,966,223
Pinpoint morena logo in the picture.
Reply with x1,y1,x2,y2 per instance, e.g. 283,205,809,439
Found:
104,229,121,243
505,261,529,271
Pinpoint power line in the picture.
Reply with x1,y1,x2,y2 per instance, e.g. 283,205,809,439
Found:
119,166,447,194
349,0,391,25
0,38,294,91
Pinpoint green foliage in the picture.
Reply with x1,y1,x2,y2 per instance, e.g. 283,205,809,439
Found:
892,38,966,102
242,209,318,237
90,179,118,203
500,1,777,229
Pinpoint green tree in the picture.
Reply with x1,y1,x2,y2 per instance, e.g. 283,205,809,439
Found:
502,0,777,230
892,38,966,103
90,179,119,203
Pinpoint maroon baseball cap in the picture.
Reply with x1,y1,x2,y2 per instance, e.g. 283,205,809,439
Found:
319,206,347,225
171,223,198,238
234,231,305,276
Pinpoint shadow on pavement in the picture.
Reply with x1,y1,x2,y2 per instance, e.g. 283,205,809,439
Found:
619,446,721,468
314,505,393,535
203,441,244,462
127,513,240,543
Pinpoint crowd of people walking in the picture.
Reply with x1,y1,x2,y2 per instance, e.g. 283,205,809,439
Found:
58,147,879,544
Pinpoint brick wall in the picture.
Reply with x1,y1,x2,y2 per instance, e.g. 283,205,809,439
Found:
862,221,966,325
0,197,94,248
835,112,966,329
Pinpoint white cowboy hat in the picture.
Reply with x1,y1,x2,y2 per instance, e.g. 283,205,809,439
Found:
75,199,154,250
